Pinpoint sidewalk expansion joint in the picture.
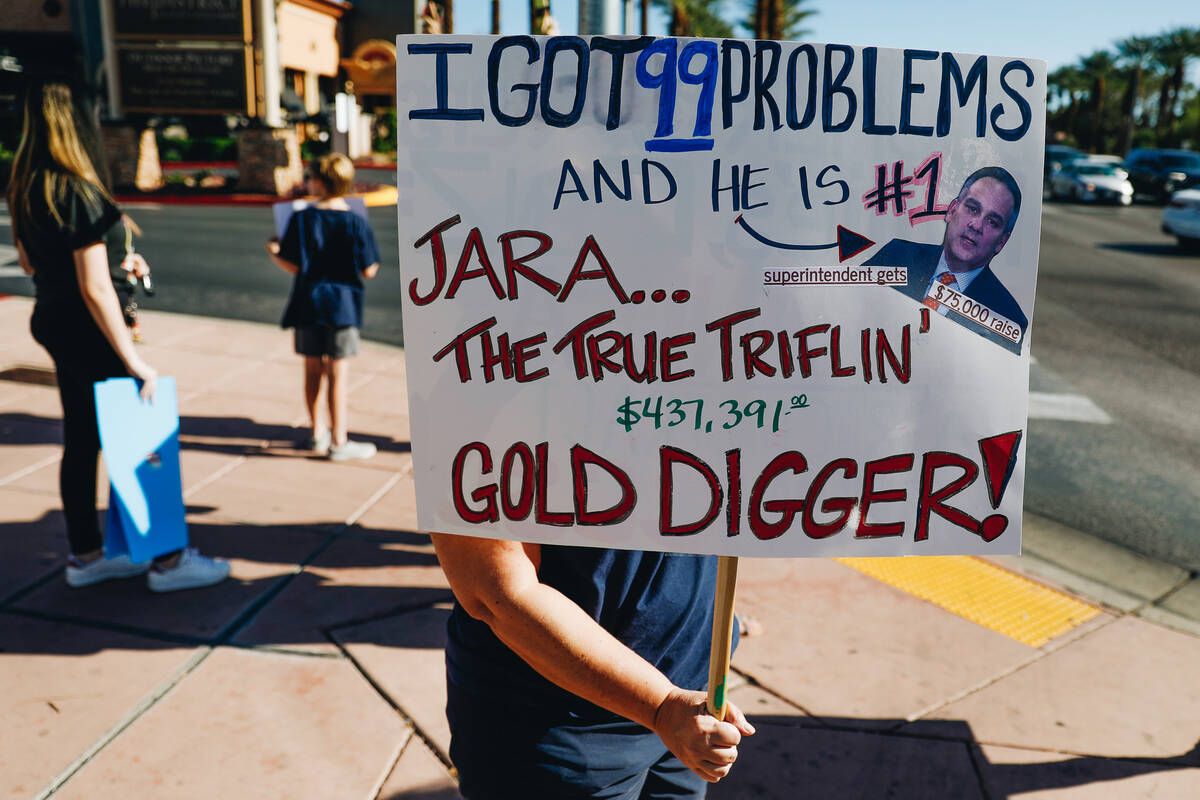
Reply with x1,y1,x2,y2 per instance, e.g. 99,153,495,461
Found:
182,455,247,499
225,641,346,659
965,740,996,800
325,597,455,637
36,647,214,799
902,613,1121,725
1149,570,1199,606
211,527,345,646
728,666,818,720
0,453,61,488
330,630,457,773
0,569,61,609
345,471,403,527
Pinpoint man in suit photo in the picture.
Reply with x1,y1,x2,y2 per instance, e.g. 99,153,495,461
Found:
863,166,1028,355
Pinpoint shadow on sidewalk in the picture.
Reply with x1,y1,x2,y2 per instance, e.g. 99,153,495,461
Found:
0,511,451,654
0,411,409,458
710,715,1200,799
1098,241,1200,258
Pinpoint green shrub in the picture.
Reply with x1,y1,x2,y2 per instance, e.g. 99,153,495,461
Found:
157,135,237,162
0,142,14,194
373,108,397,155
300,138,331,162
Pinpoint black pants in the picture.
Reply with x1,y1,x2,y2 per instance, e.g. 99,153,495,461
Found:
33,306,126,555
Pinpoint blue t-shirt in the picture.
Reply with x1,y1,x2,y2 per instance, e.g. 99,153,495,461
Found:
279,206,380,329
446,546,734,723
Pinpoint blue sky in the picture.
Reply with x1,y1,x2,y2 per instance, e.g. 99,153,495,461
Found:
456,0,1199,72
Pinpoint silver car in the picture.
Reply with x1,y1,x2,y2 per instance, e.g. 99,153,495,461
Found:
1162,188,1200,250
1049,161,1134,205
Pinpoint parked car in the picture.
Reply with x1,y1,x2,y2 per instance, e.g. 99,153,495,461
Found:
1162,188,1200,250
1045,144,1083,178
1048,161,1134,205
1124,149,1200,202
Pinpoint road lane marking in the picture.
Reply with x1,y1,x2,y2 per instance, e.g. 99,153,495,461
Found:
836,555,1102,647
1028,391,1112,423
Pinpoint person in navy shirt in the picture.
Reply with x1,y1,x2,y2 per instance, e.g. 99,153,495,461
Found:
267,153,380,461
435,535,756,799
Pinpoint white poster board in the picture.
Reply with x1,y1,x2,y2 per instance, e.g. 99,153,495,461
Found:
395,35,1045,558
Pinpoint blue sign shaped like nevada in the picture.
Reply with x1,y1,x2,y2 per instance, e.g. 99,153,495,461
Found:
95,377,188,563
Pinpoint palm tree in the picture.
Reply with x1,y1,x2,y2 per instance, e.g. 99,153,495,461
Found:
1078,50,1116,153
651,0,733,37
1047,65,1087,146
1151,28,1196,146
1116,35,1156,154
743,0,816,41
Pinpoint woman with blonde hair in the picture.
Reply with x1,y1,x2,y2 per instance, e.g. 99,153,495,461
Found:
9,78,228,592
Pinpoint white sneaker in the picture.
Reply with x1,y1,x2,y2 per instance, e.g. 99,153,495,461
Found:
327,439,376,462
66,553,149,588
308,429,331,454
147,547,230,593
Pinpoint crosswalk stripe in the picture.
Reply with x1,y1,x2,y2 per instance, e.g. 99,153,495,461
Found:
1028,391,1112,423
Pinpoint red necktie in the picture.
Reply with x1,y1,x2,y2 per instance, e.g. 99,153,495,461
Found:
923,272,958,311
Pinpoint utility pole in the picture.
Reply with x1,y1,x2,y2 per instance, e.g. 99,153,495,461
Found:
258,0,282,126
578,0,621,35
492,0,501,33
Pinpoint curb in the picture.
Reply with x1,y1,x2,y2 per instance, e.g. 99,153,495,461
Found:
116,185,398,209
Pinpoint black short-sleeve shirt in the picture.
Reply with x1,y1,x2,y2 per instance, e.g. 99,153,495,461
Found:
18,173,125,363
19,173,122,310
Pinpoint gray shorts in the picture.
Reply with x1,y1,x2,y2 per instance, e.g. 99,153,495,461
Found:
294,325,359,359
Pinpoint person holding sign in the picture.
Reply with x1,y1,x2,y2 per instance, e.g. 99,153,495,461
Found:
433,535,756,798
864,166,1029,354
266,153,381,461
8,78,229,591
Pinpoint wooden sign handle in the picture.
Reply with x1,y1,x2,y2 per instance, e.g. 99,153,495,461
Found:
706,555,739,720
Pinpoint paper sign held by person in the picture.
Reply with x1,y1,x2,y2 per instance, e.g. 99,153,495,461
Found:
95,377,188,563
393,35,1046,558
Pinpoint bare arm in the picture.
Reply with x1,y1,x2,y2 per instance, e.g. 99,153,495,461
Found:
16,240,34,275
431,533,753,782
74,242,157,401
264,239,300,274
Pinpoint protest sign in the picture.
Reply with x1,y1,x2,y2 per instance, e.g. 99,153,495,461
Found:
96,377,189,563
394,35,1045,558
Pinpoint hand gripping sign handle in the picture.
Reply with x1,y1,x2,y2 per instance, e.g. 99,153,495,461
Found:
706,555,739,720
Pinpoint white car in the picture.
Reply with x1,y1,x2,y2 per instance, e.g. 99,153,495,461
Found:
1049,161,1134,205
1162,188,1200,250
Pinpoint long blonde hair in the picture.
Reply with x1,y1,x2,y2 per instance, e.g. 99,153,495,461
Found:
7,80,113,245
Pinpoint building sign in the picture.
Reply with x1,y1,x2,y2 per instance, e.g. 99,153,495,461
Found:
117,46,253,114
278,0,340,77
110,0,249,41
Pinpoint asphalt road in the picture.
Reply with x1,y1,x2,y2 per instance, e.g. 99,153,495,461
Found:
0,166,407,348
2,195,1198,569
1026,200,1200,570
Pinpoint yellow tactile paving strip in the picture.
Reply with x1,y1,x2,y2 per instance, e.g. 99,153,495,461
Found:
835,556,1102,648
360,185,399,207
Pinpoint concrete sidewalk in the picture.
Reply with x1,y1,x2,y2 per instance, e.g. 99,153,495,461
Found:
2,297,1199,799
